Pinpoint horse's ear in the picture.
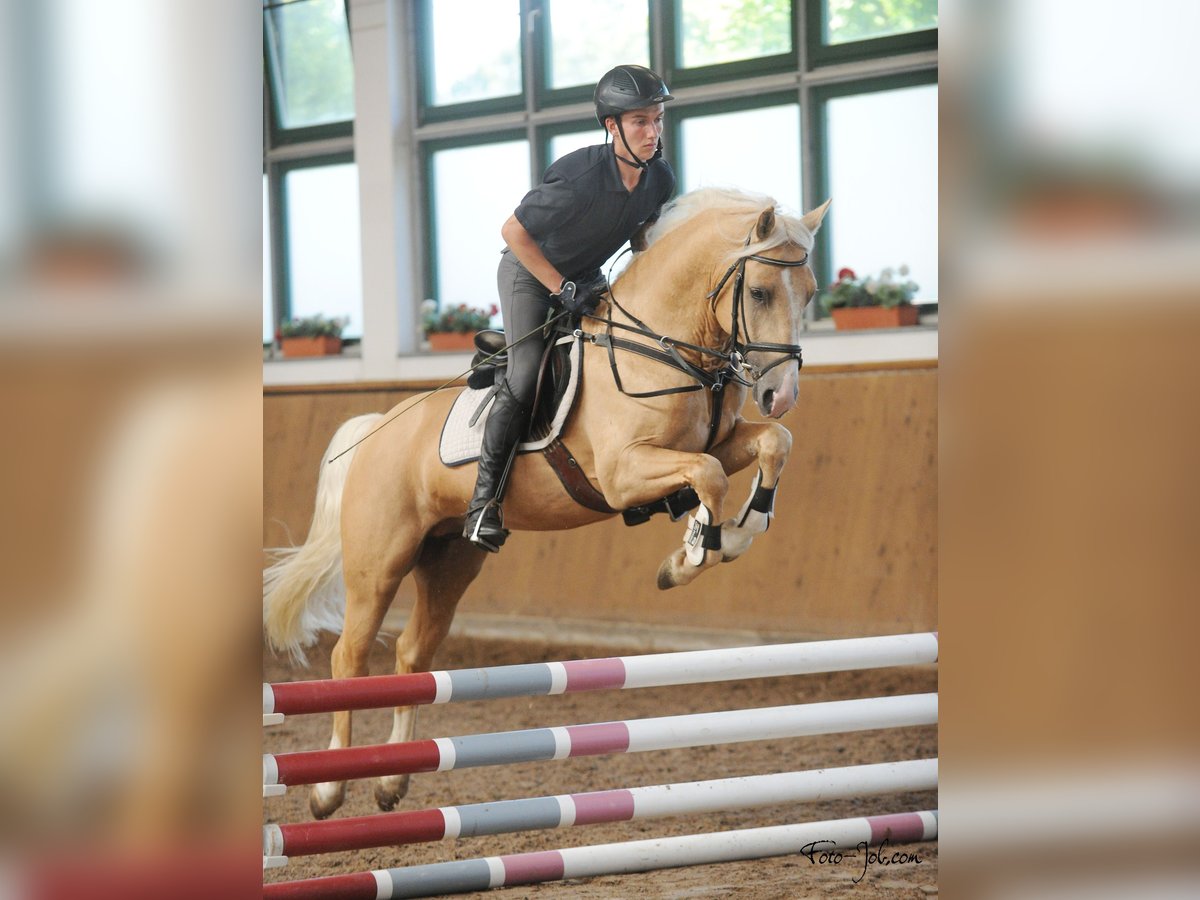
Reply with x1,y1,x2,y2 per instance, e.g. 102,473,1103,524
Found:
755,207,776,240
800,199,832,233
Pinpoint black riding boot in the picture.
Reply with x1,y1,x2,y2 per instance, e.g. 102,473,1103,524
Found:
463,383,530,552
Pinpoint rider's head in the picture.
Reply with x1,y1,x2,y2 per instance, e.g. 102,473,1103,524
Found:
594,65,673,169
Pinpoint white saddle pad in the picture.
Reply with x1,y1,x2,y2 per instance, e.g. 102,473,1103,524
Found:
439,335,581,467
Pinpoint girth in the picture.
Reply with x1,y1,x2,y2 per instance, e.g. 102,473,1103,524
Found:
541,436,701,525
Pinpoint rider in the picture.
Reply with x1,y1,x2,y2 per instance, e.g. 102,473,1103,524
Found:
464,64,676,552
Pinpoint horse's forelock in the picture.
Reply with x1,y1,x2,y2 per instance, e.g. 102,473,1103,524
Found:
644,187,813,264
736,215,814,264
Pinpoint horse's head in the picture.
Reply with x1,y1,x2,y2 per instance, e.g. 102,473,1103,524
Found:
715,199,831,419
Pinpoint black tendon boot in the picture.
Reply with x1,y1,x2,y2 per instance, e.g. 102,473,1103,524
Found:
463,383,531,552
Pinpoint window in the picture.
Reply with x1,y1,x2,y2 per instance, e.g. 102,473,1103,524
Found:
823,81,938,301
677,0,792,69
807,0,938,65
263,0,359,351
263,0,355,135
426,138,530,314
548,128,603,165
679,101,801,214
824,0,938,45
543,0,649,92
413,2,937,346
282,159,363,337
418,0,523,119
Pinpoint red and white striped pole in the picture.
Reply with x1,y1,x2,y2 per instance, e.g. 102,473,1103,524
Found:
264,632,938,723
263,810,939,899
265,758,937,862
263,693,938,793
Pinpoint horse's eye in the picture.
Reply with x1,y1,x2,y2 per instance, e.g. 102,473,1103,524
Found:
749,287,768,303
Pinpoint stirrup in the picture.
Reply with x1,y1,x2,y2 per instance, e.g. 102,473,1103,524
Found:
465,503,509,553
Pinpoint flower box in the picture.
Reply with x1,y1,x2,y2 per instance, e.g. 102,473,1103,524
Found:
281,335,343,357
422,300,496,351
831,305,920,330
427,331,477,352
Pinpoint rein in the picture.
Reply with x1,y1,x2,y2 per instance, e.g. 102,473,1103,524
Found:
575,231,809,448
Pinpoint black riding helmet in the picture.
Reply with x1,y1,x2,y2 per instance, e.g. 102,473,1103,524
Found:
594,65,674,170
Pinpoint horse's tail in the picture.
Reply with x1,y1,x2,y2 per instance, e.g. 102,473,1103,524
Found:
263,413,383,665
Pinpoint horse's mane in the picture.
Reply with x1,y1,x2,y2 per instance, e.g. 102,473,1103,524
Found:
643,187,815,264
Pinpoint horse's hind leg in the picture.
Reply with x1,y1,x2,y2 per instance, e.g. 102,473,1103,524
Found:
309,542,419,820
375,535,487,811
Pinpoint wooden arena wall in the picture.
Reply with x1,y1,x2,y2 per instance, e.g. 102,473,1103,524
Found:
264,363,936,639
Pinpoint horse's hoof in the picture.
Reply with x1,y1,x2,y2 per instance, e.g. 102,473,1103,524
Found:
375,774,411,811
309,784,345,820
375,786,402,811
656,560,677,590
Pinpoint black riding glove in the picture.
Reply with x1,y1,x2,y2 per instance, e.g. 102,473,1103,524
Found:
553,274,607,316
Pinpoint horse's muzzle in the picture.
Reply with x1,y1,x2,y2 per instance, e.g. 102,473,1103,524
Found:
755,367,798,418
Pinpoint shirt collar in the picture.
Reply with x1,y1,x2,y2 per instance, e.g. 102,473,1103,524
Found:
602,145,644,193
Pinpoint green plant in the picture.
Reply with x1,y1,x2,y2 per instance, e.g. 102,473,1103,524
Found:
421,299,498,335
821,266,919,312
279,313,347,338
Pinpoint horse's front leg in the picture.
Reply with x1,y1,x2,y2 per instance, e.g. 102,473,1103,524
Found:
602,444,729,590
706,418,793,562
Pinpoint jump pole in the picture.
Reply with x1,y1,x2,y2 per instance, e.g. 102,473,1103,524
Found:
262,809,938,899
263,693,938,793
264,758,937,861
264,632,938,723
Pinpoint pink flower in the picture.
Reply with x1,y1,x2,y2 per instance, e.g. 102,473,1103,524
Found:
837,267,856,281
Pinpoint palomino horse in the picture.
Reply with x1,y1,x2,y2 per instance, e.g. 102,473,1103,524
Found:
264,188,831,819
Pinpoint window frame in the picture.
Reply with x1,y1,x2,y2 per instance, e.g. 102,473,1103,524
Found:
414,0,528,125
805,1,938,68
809,68,939,309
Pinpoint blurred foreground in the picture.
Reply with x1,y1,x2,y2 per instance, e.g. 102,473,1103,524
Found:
0,1,262,897
940,0,1200,895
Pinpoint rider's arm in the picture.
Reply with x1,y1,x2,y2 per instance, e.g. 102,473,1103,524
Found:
501,215,565,294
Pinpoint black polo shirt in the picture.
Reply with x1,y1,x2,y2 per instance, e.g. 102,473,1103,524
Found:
512,144,675,280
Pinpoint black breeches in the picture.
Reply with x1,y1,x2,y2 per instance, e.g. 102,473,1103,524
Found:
496,251,553,407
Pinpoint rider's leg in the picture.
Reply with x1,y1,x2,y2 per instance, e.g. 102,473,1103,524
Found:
463,381,529,551
463,254,549,551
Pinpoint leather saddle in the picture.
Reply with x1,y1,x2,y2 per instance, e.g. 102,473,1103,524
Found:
467,328,572,442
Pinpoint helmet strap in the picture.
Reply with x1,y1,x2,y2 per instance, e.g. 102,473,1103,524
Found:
614,115,650,170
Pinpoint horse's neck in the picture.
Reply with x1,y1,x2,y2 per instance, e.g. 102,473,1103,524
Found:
611,232,728,355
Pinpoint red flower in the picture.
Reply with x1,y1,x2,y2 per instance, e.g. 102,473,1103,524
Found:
837,267,856,281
